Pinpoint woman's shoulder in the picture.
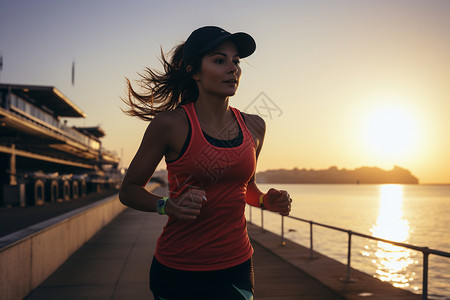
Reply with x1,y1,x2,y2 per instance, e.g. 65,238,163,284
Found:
141,108,188,143
150,107,188,129
240,111,266,134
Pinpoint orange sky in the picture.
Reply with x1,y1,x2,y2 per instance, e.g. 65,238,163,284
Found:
1,0,449,183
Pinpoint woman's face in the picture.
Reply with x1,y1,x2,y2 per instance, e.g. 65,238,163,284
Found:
192,41,242,98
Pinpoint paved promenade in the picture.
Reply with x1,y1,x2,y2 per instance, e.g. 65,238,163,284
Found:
23,186,420,300
24,188,344,300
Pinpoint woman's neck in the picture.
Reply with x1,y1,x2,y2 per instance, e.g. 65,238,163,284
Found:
194,95,232,126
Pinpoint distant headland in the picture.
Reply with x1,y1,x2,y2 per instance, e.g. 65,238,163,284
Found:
256,166,419,184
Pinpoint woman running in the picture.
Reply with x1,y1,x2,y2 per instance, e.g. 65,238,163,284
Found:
119,26,292,300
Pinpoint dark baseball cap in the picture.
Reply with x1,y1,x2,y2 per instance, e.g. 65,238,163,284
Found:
183,26,256,66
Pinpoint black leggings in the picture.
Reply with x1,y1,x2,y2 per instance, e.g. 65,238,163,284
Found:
149,256,254,300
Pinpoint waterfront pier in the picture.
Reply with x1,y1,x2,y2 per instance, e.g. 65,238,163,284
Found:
1,186,422,300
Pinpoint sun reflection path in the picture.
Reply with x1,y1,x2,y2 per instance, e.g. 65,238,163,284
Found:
367,185,416,289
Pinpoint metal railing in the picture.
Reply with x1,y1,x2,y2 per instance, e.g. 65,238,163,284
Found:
248,207,450,300
8,95,101,151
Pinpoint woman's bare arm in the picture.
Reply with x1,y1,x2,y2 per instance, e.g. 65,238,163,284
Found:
119,111,204,219
244,113,291,216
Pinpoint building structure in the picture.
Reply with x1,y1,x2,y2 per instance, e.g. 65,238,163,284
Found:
0,83,120,206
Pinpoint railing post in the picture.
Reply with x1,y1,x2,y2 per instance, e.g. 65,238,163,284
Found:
309,221,314,259
281,215,285,246
422,248,429,300
347,231,352,281
260,208,264,232
342,230,356,282
249,205,252,223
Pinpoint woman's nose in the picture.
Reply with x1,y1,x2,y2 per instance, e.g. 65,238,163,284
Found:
228,61,238,73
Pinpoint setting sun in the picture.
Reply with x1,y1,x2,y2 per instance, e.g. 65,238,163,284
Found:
364,105,418,158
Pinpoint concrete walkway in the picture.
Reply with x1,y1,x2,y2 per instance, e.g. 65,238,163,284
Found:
24,188,344,299
25,207,162,300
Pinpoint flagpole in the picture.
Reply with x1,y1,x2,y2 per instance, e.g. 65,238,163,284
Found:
0,55,3,82
71,59,75,86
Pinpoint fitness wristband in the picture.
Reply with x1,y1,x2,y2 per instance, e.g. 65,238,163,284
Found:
156,197,169,215
259,194,266,209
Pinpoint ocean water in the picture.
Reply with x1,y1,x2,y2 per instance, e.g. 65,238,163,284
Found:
246,184,450,299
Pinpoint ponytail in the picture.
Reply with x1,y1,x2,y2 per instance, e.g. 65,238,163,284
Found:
122,43,201,121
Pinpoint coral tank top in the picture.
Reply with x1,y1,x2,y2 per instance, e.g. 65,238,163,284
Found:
154,102,256,271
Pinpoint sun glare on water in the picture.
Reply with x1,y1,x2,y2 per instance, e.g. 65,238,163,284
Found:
365,185,416,289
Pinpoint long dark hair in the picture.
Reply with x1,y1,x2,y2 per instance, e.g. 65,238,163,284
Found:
122,43,202,121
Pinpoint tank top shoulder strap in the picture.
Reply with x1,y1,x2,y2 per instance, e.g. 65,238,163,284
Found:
181,102,198,138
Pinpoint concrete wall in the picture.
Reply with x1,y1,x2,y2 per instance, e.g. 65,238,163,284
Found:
0,189,150,300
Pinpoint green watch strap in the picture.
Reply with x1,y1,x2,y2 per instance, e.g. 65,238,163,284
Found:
157,197,169,215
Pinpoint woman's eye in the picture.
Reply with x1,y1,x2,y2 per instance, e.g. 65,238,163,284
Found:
215,59,224,64
233,59,241,65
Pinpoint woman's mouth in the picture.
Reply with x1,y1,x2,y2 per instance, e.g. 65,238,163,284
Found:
223,79,237,84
